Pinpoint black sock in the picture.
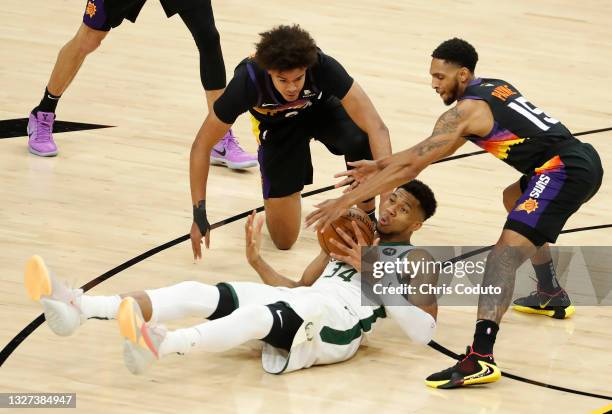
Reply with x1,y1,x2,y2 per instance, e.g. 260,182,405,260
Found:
472,319,499,355
533,260,561,293
37,87,61,113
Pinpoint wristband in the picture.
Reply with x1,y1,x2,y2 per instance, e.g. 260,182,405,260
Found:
193,200,210,235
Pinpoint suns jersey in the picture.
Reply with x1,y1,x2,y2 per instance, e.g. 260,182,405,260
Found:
459,78,577,174
243,58,325,125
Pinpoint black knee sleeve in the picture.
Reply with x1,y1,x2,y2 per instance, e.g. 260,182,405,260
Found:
208,283,238,320
343,134,373,165
262,302,304,351
178,5,226,90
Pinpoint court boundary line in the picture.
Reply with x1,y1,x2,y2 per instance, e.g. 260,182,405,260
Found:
2,126,611,401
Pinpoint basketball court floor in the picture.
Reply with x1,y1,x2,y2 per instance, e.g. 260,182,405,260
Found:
1,0,611,412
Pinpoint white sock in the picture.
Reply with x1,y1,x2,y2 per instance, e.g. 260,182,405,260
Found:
158,304,273,357
80,295,122,320
146,281,220,323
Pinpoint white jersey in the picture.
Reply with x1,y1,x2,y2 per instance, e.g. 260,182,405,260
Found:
230,244,419,374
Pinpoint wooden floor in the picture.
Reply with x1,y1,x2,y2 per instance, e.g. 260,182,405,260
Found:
1,0,611,412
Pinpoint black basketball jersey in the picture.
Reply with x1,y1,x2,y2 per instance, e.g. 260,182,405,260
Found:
213,50,354,127
243,57,325,125
459,78,577,174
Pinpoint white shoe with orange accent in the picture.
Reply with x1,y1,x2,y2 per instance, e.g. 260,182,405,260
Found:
118,297,166,375
24,255,83,336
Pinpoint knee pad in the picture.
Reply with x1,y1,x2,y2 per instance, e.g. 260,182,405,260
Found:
208,283,239,320
262,302,304,351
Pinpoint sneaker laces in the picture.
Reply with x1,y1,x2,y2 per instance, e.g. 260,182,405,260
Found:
524,276,564,298
223,129,245,152
50,274,84,313
35,116,53,142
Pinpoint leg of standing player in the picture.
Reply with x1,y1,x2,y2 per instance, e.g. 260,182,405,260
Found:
178,1,257,169
27,0,144,157
426,144,603,389
502,179,574,317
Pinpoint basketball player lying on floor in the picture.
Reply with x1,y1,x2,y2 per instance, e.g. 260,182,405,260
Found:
24,180,438,375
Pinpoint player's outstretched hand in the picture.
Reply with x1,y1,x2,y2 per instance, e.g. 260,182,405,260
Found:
190,221,210,261
334,159,381,193
304,198,347,233
328,221,380,272
245,210,265,265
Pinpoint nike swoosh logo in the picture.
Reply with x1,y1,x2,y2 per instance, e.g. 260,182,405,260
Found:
466,361,496,380
276,310,283,328
261,103,278,107
213,148,226,156
540,298,553,308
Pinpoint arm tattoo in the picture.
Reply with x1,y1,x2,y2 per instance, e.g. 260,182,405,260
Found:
414,107,463,157
432,106,462,137
415,137,452,156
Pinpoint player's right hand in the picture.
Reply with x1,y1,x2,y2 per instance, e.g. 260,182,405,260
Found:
190,221,210,260
328,221,380,272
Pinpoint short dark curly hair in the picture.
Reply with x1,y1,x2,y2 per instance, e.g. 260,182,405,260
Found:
398,180,437,221
431,38,478,72
254,25,318,71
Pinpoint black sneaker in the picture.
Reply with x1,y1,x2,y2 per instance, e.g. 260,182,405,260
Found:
425,346,501,389
512,287,575,319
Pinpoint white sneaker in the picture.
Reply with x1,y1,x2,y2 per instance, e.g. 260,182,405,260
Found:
24,255,83,336
118,297,166,375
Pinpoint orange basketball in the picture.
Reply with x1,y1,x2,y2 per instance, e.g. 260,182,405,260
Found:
317,207,376,256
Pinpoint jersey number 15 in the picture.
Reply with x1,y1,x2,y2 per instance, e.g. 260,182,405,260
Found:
508,96,559,131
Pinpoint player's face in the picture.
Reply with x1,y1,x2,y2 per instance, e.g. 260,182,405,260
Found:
430,58,462,105
268,68,307,102
377,189,424,235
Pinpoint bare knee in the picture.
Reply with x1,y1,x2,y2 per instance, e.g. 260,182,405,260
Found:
268,223,299,250
264,193,301,250
493,230,539,265
73,25,106,55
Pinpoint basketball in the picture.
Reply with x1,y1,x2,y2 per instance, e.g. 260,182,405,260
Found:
317,207,376,256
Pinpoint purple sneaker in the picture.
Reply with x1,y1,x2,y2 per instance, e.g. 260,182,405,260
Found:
27,110,58,157
210,129,258,169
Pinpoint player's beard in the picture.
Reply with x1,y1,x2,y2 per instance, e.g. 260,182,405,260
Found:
443,81,460,105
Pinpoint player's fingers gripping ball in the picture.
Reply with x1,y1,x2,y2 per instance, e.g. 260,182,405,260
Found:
318,207,376,255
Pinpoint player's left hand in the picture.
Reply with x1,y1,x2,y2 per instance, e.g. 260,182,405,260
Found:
334,159,381,193
245,210,265,265
329,221,380,272
304,198,347,232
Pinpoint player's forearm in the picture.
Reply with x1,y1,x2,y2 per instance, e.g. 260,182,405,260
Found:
189,136,212,205
367,123,392,160
248,256,299,288
367,126,394,198
298,250,329,286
